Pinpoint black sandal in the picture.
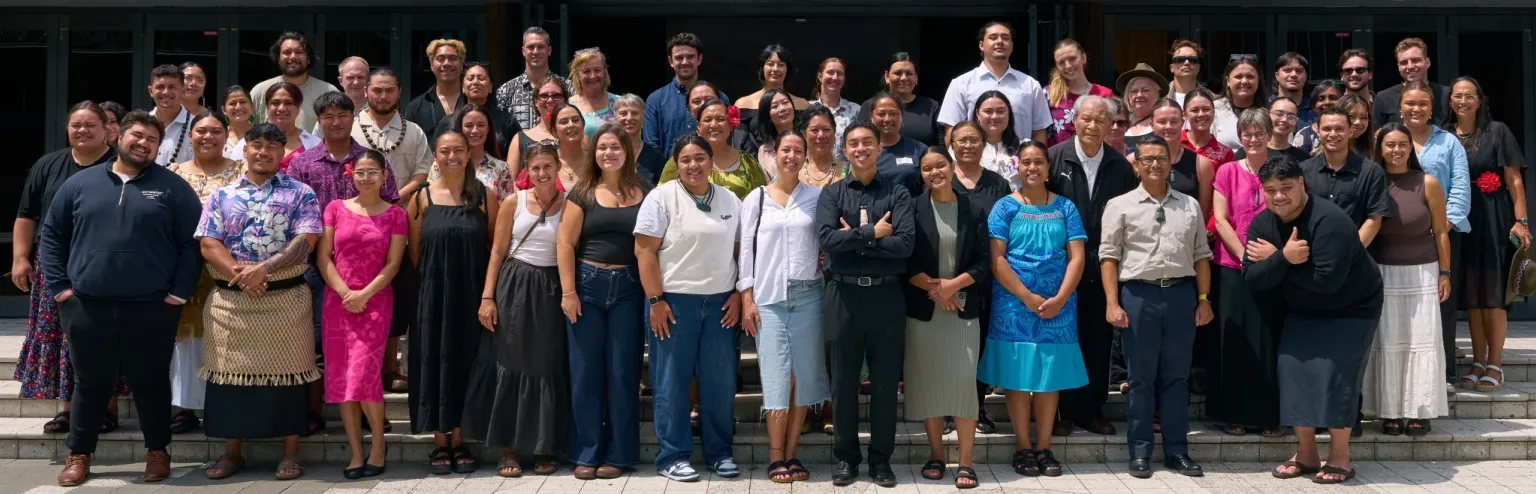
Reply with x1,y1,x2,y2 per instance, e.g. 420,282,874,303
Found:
428,447,453,475
168,410,201,434
1405,419,1431,437
921,459,945,480
1224,423,1249,436
43,411,69,434
451,445,477,474
1036,449,1064,477
767,461,793,484
1273,460,1321,479
954,466,978,489
301,411,325,438
1313,465,1355,484
99,413,119,434
1382,419,1404,436
1261,427,1287,438
785,458,809,482
1012,448,1039,477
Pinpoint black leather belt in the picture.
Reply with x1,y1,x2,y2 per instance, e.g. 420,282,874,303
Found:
828,274,899,287
1130,277,1192,288
215,275,307,291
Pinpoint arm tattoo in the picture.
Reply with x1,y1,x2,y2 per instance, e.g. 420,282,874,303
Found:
260,236,315,271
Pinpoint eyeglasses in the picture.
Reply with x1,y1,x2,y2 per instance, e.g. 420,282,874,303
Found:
952,136,982,145
352,169,384,178
1270,111,1298,123
1240,132,1269,140
1172,56,1201,65
536,92,565,101
1229,54,1259,63
1136,156,1170,165
1113,119,1131,128
1341,67,1371,75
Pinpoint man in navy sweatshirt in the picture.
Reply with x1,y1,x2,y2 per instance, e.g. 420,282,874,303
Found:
39,109,203,487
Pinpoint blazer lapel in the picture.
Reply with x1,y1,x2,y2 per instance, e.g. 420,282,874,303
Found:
915,190,939,273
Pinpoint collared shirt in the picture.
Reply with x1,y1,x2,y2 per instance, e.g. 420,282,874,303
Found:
229,131,323,168
644,79,731,157
809,97,862,160
937,63,1053,139
738,183,823,306
1073,137,1105,192
981,142,1019,191
404,84,458,131
495,72,571,131
816,173,917,278
1413,126,1471,232
1301,151,1392,227
352,110,432,184
194,172,323,264
155,107,195,166
286,139,401,207
1098,185,1212,282
250,75,341,133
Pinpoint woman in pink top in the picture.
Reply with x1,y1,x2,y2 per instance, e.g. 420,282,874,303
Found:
318,150,408,478
1209,107,1283,438
1044,39,1114,146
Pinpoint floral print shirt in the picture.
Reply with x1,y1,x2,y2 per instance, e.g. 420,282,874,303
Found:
195,172,323,263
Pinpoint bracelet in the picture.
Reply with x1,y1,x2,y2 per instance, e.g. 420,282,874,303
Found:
481,296,493,300
562,291,577,297
1440,270,1453,277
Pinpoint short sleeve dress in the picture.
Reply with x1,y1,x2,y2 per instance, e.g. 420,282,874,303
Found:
977,194,1091,392
1459,121,1528,310
321,201,408,403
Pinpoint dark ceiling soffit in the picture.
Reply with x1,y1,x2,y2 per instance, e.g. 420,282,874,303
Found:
1078,0,1536,6
0,0,1037,11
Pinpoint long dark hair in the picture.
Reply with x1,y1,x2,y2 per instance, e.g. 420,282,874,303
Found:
1219,56,1268,116
752,88,794,149
433,130,486,210
1372,122,1423,172
1337,93,1373,155
1441,76,1494,158
453,103,502,160
971,90,1019,156
571,124,645,205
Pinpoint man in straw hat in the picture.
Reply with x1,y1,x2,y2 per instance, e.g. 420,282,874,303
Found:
195,123,324,481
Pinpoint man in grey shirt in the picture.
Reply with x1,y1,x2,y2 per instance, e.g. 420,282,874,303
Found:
250,32,339,132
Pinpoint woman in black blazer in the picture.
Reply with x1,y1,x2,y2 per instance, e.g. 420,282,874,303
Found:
902,146,992,489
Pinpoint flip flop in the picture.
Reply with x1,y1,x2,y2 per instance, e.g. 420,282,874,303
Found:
1312,465,1355,484
1273,460,1321,479
205,454,246,480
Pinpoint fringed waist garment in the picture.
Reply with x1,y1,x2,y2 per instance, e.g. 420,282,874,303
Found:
200,264,321,387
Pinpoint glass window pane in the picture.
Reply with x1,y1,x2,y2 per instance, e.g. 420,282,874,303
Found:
154,29,221,110
324,29,390,85
238,30,287,92
1111,29,1180,87
69,30,135,111
0,28,49,292
1457,31,1525,148
409,28,477,97
1372,31,1437,92
1202,31,1267,91
1287,30,1352,84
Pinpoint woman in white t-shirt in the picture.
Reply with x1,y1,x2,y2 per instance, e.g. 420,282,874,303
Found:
634,134,744,483
738,131,826,483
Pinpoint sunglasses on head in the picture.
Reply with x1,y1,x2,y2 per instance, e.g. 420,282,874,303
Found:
1229,54,1260,63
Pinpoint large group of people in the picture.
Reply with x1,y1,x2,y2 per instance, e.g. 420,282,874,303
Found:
9,20,1528,489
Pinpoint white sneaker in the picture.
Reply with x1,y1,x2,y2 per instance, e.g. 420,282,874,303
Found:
659,460,700,482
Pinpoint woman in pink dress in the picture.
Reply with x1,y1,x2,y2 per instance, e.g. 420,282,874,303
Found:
317,149,408,479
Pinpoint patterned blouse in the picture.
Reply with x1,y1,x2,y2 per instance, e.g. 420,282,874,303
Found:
168,160,245,204
195,172,324,263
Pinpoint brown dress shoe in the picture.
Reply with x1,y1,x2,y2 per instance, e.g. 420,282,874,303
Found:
596,465,623,479
144,450,171,482
573,465,597,480
1075,417,1118,435
58,454,90,487
1052,420,1073,437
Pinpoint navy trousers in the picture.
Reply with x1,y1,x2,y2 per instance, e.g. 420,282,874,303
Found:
1120,281,1197,459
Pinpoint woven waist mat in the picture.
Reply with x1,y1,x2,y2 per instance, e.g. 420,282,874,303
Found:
200,264,319,386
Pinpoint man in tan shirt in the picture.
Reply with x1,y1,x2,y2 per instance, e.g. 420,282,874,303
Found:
352,68,431,198
1097,134,1213,480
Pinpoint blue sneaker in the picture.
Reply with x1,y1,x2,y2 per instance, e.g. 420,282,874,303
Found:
712,458,740,478
659,460,700,482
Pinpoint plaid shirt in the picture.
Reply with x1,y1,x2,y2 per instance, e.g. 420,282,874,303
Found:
495,72,571,130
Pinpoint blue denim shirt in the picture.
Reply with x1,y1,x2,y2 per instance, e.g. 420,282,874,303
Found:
1415,126,1471,232
643,79,730,157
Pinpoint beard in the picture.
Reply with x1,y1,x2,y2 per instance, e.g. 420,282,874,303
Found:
282,63,308,77
371,101,399,115
121,149,156,170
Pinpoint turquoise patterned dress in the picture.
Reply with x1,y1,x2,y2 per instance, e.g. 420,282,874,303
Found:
977,194,1090,392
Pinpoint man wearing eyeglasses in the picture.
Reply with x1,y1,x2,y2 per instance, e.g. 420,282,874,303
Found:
1045,95,1138,438
1338,49,1374,107
1097,135,1213,480
405,39,466,132
1371,38,1451,128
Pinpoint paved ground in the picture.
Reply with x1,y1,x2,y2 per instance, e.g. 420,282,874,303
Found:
6,459,1536,493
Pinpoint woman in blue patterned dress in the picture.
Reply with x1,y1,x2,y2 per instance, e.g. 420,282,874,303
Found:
977,140,1089,478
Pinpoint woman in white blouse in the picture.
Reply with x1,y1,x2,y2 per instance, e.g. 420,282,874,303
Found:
634,134,744,482
739,130,826,483
972,90,1021,190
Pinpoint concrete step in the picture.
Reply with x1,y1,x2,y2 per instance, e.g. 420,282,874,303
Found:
3,417,1535,465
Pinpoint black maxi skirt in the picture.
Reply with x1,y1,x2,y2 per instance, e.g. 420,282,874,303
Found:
461,259,570,455
1277,312,1380,429
1208,267,1281,428
204,383,309,439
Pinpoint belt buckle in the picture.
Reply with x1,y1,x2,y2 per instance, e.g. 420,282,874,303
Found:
856,276,874,287
1159,278,1174,288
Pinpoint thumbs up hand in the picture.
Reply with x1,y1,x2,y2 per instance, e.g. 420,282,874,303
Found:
1282,227,1310,264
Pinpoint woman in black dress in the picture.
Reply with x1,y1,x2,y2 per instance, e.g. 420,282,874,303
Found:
407,130,497,475
1443,77,1528,390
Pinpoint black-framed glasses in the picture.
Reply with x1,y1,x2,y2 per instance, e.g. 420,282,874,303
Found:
1136,156,1171,165
1172,56,1201,65
1341,67,1371,75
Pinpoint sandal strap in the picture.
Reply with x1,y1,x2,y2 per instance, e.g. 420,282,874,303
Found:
1473,362,1487,369
955,466,977,479
922,459,946,470
1480,375,1503,384
1486,364,1504,372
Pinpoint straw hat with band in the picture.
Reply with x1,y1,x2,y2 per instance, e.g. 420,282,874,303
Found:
1115,63,1171,98
1506,243,1536,305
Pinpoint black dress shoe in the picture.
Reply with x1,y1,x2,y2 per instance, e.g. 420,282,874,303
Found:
1128,458,1152,479
976,410,997,434
1075,417,1117,435
1163,454,1203,477
1053,420,1073,437
870,462,897,488
832,461,858,486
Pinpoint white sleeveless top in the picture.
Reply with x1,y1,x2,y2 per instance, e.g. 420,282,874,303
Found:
509,189,562,267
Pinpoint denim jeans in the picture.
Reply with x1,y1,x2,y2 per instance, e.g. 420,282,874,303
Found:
567,263,644,468
650,291,738,467
756,280,829,409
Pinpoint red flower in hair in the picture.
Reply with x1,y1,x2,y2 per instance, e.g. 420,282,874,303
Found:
342,162,355,179
1478,170,1504,194
726,105,742,130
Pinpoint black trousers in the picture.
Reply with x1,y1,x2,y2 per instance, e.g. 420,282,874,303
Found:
1441,231,1463,382
1061,276,1113,421
61,296,180,454
825,280,905,466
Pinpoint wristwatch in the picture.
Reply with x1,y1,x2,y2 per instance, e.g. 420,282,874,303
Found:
648,295,664,306
1441,270,1453,277
1197,293,1209,302
1519,217,1529,226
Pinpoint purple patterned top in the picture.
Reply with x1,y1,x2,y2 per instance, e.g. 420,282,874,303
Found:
286,139,400,208
195,172,324,263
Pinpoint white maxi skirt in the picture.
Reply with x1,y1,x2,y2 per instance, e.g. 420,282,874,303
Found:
1362,262,1448,419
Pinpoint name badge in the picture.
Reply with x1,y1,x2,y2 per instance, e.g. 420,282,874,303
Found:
896,157,914,166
